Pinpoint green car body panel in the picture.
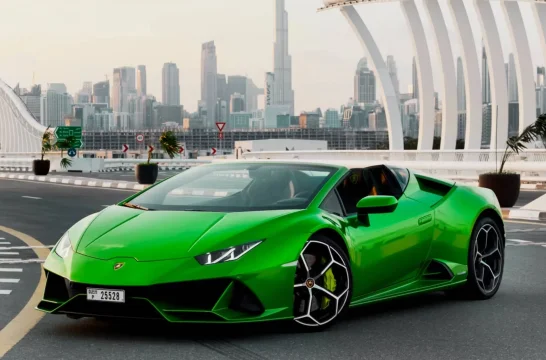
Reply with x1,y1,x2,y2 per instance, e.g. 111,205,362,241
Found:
37,161,504,324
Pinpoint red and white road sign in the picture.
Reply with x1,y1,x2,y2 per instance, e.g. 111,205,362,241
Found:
178,146,184,153
216,122,226,132
136,134,144,143
211,147,217,155
122,144,129,153
148,145,154,152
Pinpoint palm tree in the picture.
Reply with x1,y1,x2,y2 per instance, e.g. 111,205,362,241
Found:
40,126,52,161
55,135,76,169
159,131,179,160
497,114,546,174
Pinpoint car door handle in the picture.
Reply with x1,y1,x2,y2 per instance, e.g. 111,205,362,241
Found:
418,214,432,226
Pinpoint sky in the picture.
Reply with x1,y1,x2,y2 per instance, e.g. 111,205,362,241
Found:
0,0,544,114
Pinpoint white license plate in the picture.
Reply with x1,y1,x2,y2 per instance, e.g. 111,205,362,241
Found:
86,288,125,303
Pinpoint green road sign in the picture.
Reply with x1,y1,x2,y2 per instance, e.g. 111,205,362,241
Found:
55,126,83,149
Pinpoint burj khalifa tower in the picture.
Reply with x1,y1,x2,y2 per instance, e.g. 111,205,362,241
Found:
273,0,295,116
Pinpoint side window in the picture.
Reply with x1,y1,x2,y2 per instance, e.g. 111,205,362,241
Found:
336,167,403,215
388,166,410,192
320,191,344,217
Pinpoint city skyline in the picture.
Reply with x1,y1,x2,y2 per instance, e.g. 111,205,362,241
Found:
2,0,546,114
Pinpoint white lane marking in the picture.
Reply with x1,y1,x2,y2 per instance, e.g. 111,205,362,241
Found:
0,290,12,295
0,278,20,283
507,239,532,243
0,259,44,264
21,196,41,200
0,252,19,255
0,238,4,240
102,205,110,207
0,268,23,272
0,242,9,245
0,246,53,250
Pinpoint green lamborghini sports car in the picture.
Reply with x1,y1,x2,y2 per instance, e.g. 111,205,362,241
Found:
37,160,505,329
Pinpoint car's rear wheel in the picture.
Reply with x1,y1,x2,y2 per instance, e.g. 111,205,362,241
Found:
448,216,505,300
292,235,352,330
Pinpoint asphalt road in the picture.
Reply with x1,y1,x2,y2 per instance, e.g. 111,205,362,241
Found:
1,179,546,359
50,170,182,182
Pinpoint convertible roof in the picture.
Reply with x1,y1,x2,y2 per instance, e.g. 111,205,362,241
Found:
210,158,410,170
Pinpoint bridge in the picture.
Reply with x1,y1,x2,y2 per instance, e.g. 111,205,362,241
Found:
319,0,546,151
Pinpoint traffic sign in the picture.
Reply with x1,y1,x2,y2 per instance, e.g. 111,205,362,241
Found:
55,126,83,149
136,134,144,143
122,144,129,153
148,145,154,152
178,146,184,153
216,122,226,132
211,147,217,155
67,148,77,158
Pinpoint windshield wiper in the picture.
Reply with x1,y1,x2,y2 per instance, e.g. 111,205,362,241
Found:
121,202,149,211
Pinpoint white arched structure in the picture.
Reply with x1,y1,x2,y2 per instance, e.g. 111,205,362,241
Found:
449,0,484,150
400,0,435,150
474,0,509,149
424,0,457,150
533,2,546,68
0,79,47,153
502,0,537,132
338,6,404,150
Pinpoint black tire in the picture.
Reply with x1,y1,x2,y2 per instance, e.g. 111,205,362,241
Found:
447,216,505,300
292,234,353,331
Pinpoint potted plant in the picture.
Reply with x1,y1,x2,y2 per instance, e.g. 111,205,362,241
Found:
54,136,75,171
479,114,546,207
33,126,52,175
135,131,179,184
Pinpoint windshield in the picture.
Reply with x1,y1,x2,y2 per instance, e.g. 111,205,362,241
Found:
125,163,337,212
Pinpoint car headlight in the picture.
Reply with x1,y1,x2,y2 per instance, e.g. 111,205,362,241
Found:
54,232,73,259
195,240,263,265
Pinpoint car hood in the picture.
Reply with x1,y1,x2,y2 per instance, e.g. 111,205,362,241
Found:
74,205,300,261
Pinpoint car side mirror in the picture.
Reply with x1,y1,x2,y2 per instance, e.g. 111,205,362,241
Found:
356,196,398,224
357,195,398,214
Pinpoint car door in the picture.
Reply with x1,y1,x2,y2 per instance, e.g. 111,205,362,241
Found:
333,166,435,299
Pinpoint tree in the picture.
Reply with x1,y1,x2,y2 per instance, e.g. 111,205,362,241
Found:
40,126,52,161
496,114,546,174
159,131,180,159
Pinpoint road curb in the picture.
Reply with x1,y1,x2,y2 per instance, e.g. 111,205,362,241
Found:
503,208,546,221
0,173,147,191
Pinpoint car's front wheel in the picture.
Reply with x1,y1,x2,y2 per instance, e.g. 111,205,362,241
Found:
293,235,352,330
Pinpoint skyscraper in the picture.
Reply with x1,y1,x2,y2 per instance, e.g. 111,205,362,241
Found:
137,65,147,97
112,67,136,113
482,45,491,104
162,62,180,106
457,57,466,112
412,57,418,99
386,55,399,98
354,58,376,105
201,41,218,127
273,0,295,115
507,53,518,103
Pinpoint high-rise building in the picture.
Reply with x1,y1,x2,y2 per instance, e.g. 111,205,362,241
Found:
137,65,147,97
201,41,218,127
457,57,466,112
273,0,295,115
482,45,491,104
507,53,518,103
354,58,376,105
162,62,180,106
93,81,110,105
386,55,399,98
112,67,136,113
412,57,418,100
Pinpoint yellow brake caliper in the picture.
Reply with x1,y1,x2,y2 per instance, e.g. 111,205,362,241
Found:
321,257,337,309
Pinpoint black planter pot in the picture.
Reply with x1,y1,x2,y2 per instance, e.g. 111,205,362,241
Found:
136,163,158,185
478,173,520,208
32,159,50,176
